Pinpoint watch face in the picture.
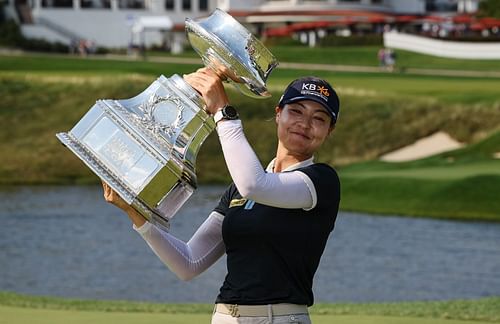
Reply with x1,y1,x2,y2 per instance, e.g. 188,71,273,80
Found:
224,105,238,119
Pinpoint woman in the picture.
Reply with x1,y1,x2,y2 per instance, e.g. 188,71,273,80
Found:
103,68,341,323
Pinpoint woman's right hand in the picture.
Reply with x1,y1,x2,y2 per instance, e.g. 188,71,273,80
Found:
183,67,230,115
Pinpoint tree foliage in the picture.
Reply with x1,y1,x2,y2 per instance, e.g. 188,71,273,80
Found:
0,0,6,23
478,0,500,18
0,20,24,46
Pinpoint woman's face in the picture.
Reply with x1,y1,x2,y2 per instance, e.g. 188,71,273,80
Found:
275,100,334,159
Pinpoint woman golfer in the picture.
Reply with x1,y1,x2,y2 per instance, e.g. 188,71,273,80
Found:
103,68,341,323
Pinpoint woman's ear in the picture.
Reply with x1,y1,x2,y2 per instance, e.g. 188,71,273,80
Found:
275,106,281,123
327,124,335,136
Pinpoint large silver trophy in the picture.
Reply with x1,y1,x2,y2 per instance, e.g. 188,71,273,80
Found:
56,9,278,230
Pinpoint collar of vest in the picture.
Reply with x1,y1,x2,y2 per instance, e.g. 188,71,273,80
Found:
265,156,315,173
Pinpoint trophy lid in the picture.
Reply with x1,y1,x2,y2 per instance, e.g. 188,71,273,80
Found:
185,9,278,99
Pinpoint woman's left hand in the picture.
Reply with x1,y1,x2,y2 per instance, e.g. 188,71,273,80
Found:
184,67,230,115
102,181,131,212
102,181,146,227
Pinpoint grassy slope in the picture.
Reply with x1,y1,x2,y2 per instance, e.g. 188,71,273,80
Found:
0,53,499,220
2,69,499,184
339,132,500,221
0,291,499,323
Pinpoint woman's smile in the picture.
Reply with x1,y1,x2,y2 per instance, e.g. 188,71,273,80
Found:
289,129,312,140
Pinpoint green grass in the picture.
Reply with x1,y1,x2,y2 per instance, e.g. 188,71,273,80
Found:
0,53,499,221
2,53,500,106
1,70,498,185
1,291,499,323
0,306,211,324
339,132,500,221
340,174,500,222
148,45,500,72
1,306,497,324
0,54,201,76
271,45,500,71
342,161,500,180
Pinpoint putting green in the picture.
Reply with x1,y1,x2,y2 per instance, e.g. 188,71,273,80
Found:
0,305,494,324
341,160,500,180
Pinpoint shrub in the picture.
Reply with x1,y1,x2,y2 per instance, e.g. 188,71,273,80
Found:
20,37,69,52
263,36,303,47
0,19,24,46
0,1,5,23
264,34,384,47
0,19,69,52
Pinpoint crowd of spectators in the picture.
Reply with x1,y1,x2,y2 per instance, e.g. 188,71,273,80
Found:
69,38,96,56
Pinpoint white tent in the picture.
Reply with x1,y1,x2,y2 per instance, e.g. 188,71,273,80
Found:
130,16,174,53
131,16,174,34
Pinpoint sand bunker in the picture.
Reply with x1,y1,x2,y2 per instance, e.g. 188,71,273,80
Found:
380,131,464,162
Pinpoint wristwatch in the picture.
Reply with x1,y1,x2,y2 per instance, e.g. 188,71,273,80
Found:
213,105,239,124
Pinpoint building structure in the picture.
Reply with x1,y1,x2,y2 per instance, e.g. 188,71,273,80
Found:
3,0,486,49
5,0,213,49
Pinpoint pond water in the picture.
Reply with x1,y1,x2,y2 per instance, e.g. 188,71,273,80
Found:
0,185,499,303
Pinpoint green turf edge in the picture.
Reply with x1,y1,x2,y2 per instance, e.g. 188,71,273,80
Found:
339,174,500,222
1,291,499,322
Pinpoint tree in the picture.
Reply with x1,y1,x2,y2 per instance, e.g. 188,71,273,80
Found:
0,0,6,23
478,0,500,18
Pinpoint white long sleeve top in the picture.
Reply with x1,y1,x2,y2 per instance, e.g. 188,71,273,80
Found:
134,120,318,280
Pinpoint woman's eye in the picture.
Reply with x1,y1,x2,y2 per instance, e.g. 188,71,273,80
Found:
290,108,301,114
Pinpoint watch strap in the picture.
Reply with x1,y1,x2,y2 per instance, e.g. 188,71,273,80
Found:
213,109,225,124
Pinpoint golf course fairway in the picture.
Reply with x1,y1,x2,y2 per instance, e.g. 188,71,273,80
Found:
0,305,495,324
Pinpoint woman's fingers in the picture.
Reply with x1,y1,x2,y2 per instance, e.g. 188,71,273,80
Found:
184,74,206,92
101,181,135,214
102,181,119,204
102,181,110,200
184,69,229,115
102,181,115,203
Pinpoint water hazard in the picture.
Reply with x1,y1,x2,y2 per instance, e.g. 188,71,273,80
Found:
1,185,499,303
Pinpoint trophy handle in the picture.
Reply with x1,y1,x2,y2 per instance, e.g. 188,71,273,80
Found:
202,48,238,83
185,9,278,99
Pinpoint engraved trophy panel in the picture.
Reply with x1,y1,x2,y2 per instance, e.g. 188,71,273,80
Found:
56,9,277,230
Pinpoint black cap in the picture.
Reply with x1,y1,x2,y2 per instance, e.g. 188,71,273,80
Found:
278,77,340,123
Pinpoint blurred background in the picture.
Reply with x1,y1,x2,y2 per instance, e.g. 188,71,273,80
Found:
0,0,499,320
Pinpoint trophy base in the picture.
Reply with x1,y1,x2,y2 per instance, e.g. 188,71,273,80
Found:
57,132,194,230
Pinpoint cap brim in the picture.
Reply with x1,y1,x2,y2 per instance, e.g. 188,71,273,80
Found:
281,96,337,121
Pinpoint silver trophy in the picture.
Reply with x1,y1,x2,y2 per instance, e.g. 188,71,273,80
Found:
56,9,278,230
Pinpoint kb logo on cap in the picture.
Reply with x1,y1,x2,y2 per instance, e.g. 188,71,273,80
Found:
302,83,330,97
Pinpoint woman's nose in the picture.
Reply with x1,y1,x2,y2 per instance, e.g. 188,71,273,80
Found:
297,115,313,128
